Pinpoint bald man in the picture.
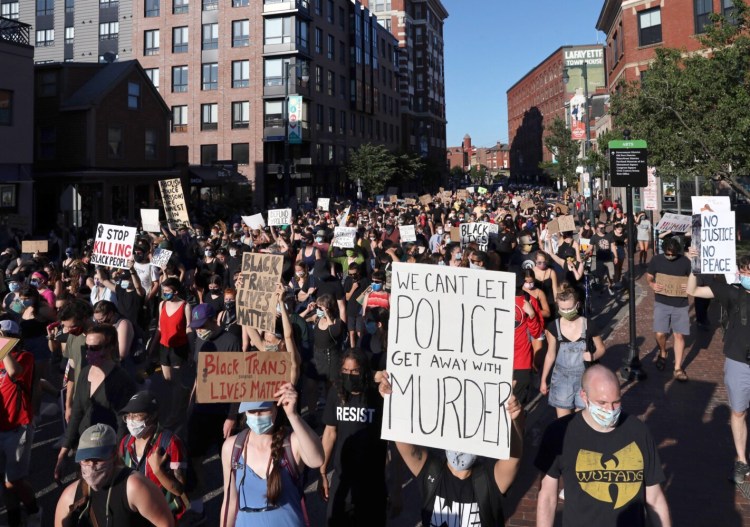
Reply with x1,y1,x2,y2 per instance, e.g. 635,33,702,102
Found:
535,365,671,527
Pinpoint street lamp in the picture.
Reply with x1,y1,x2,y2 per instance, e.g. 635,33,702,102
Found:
562,63,595,226
283,60,309,206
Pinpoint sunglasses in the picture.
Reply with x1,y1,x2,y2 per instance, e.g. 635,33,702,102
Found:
84,344,105,352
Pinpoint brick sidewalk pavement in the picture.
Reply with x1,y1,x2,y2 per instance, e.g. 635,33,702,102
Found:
505,267,750,527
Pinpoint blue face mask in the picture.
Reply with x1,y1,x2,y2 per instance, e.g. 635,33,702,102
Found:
246,413,275,435
29,279,39,288
316,309,325,318
741,275,750,291
162,291,175,300
315,237,323,243
587,401,622,428
365,321,378,335
22,299,33,307
120,280,130,290
8,283,19,293
371,283,383,292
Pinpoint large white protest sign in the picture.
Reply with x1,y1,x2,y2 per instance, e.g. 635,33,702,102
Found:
399,224,417,242
267,208,292,226
158,179,190,226
91,224,137,270
150,248,173,270
337,206,351,226
381,263,516,459
692,196,731,214
697,210,736,275
332,227,357,248
459,222,491,251
655,213,691,233
141,209,161,233
466,186,475,194
317,198,330,211
242,214,265,230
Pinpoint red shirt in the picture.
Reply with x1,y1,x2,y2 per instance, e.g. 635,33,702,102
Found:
159,301,188,347
513,295,542,371
0,349,34,431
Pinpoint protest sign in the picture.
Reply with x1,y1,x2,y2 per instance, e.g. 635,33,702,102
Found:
696,210,736,274
477,187,488,195
655,274,688,297
158,179,190,226
691,196,731,214
419,194,433,206
381,263,516,459
22,240,48,254
91,224,136,270
459,222,491,251
236,253,284,332
442,191,452,199
242,214,265,230
557,215,576,233
399,225,417,242
439,187,445,193
457,189,469,200
546,218,561,235
337,206,351,226
267,208,292,227
404,198,416,206
0,337,19,362
195,351,293,403
389,195,398,204
449,226,461,244
655,213,692,233
555,203,569,214
579,238,591,252
150,248,173,270
466,186,475,194
141,209,161,233
520,200,535,212
332,227,357,248
317,198,330,211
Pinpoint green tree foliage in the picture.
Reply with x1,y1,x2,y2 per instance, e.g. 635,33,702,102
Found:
539,117,581,187
346,143,397,195
609,1,750,198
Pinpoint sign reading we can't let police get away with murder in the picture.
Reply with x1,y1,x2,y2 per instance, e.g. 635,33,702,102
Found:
381,262,516,460
91,224,137,270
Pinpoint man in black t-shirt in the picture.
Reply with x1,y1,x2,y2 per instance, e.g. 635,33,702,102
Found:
536,365,670,527
646,238,691,381
589,222,616,294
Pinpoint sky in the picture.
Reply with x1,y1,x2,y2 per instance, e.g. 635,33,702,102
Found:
443,0,606,148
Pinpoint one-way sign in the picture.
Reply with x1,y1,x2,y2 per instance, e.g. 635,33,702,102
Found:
609,139,648,188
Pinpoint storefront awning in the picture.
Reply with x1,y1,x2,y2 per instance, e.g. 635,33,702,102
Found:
189,165,248,185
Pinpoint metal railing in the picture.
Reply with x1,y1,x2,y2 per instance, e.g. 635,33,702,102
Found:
0,18,30,46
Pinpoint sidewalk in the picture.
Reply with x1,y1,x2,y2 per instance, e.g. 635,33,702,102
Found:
506,267,750,527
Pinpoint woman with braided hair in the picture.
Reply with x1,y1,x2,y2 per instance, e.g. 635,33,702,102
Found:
219,383,324,526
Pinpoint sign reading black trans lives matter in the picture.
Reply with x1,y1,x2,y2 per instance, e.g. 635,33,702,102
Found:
381,263,516,459
91,224,137,270
237,253,284,333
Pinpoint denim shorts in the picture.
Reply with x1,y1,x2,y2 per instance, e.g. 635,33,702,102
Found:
548,368,585,410
725,358,750,413
653,302,690,335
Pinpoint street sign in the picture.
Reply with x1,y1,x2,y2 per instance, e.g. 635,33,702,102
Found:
609,139,648,188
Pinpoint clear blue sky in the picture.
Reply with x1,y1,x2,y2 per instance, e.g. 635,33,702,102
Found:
443,0,606,148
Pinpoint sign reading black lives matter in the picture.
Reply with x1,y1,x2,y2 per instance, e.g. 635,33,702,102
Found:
158,178,190,227
237,253,283,333
609,140,648,188
381,263,516,459
91,224,137,270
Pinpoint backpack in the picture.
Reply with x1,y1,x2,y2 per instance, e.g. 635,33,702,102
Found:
720,285,748,341
419,456,502,527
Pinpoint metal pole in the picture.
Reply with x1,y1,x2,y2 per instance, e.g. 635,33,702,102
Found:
582,62,595,226
676,175,681,215
283,61,291,206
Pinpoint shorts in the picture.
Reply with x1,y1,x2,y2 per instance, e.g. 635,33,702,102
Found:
548,368,585,410
310,348,341,382
592,258,614,280
159,343,189,367
0,425,34,482
346,314,364,333
653,303,690,335
724,358,750,413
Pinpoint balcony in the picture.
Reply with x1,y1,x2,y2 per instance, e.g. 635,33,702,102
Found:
263,75,310,98
0,17,30,46
263,119,310,141
262,0,309,17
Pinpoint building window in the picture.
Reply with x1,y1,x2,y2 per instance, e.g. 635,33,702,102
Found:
339,41,345,64
327,34,334,60
315,66,322,92
328,107,334,133
0,90,12,126
173,0,188,15
232,101,249,129
172,105,188,132
232,60,250,88
35,29,54,47
99,22,119,40
144,29,159,55
38,126,56,159
313,0,320,15
327,144,334,162
371,0,390,11
202,0,217,10
38,72,57,96
265,17,292,45
338,6,345,28
315,28,322,53
145,68,159,88
173,26,188,52
232,143,249,165
128,82,140,108
65,27,75,44
326,0,333,22
233,20,250,47
145,130,157,159
297,19,308,50
695,0,713,33
108,127,123,158
201,23,218,50
36,0,53,15
145,0,159,16
315,104,323,131
339,110,345,135
638,7,662,46
724,0,737,20
100,0,118,8
172,66,188,93
264,100,283,128
233,0,248,6
264,59,286,86
2,1,19,19
327,70,334,96
339,75,346,100
200,145,217,165
202,63,218,90
201,103,218,130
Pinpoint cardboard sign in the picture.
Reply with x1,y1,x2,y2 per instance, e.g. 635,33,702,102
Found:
466,186,475,194
267,208,292,227
236,253,284,332
399,225,417,243
419,194,433,206
337,206,351,226
381,263,516,460
696,211,736,274
158,179,190,227
449,226,461,244
404,198,416,206
141,209,161,233
91,224,137,270
557,215,576,233
195,351,293,403
656,213,692,233
457,190,469,200
442,191,452,199
554,203,569,214
520,200,535,212
655,273,688,297
150,248,173,270
317,198,330,211
242,214,265,230
332,227,357,248
459,222,491,251
0,337,20,361
22,240,48,254
691,196,731,215
389,195,398,204
546,219,561,235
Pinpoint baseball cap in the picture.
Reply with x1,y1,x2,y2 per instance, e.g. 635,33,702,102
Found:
315,229,326,237
119,391,158,415
7,273,24,284
75,423,117,462
190,303,216,329
0,319,20,336
239,401,274,413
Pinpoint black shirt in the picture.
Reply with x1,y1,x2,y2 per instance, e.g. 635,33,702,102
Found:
343,276,371,320
710,282,750,363
316,275,345,303
590,233,613,262
647,254,691,307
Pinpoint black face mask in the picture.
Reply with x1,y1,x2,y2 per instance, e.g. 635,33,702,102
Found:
342,373,364,393
134,254,145,264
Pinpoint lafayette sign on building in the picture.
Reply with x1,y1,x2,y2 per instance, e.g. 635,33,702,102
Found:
563,48,604,67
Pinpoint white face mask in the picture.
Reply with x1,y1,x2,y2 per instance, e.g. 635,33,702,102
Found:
126,419,150,439
80,458,115,491
229,249,237,257
445,450,477,471
469,263,481,270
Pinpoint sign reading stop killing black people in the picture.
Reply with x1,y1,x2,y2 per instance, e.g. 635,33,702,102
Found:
381,263,517,460
91,224,137,270
237,253,284,332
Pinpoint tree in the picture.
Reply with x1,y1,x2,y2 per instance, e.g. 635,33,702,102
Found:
392,151,425,185
539,117,581,187
346,143,396,196
609,1,750,199
450,166,464,181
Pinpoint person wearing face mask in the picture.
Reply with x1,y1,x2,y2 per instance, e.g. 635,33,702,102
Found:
226,242,243,280
512,272,544,404
2,274,26,318
378,372,525,527
536,365,670,527
100,260,145,333
540,288,606,418
117,391,189,521
55,325,137,482
219,384,324,527
646,237,691,381
289,262,317,313
446,243,463,267
428,224,444,254
218,288,242,341
342,263,370,347
30,270,56,307
87,267,118,307
55,423,175,527
320,348,386,526
468,250,489,270
203,274,225,314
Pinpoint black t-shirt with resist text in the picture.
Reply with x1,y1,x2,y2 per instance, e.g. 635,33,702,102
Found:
535,412,664,527
647,254,691,307
710,282,750,363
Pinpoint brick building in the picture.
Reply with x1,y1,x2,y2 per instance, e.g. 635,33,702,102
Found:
446,133,471,172
446,134,509,178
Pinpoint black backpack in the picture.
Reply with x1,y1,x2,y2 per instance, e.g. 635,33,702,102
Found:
720,285,748,341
